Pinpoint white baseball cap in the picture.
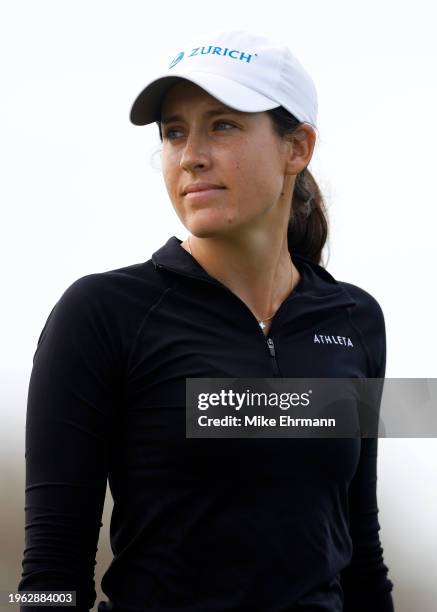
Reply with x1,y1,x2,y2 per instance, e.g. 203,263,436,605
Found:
129,30,318,130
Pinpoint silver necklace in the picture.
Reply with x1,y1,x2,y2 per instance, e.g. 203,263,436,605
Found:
186,236,294,330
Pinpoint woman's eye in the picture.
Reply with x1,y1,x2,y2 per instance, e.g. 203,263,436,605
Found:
214,121,235,130
164,128,183,140
163,121,236,141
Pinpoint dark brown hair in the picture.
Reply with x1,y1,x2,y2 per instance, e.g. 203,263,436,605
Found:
156,105,329,266
266,106,328,266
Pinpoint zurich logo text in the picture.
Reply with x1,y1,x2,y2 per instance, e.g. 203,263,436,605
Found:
314,334,354,347
189,46,253,63
169,45,254,69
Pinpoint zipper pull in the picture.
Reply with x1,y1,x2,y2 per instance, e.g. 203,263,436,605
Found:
267,337,275,357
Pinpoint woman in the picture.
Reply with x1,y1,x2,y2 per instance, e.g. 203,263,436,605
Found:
18,30,395,611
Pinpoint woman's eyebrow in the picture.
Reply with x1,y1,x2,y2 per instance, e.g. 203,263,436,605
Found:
161,106,243,125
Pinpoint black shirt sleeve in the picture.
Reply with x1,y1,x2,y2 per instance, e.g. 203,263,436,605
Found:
340,436,395,612
17,276,122,611
340,302,395,611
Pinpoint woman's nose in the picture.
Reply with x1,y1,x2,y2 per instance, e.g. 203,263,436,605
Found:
179,132,211,172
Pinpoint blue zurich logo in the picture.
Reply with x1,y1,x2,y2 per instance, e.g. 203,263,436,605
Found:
169,52,184,69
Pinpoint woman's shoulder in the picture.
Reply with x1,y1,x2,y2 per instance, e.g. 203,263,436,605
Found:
336,280,385,320
336,280,386,377
293,254,385,321
57,258,168,312
335,279,386,342
40,259,170,351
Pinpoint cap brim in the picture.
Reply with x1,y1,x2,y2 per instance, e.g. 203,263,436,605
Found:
129,70,280,125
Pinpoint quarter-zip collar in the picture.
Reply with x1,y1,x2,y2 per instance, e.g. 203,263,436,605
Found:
151,235,356,311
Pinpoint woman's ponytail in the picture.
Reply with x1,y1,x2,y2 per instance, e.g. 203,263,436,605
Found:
266,107,329,266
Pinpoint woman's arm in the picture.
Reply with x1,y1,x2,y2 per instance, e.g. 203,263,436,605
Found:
341,300,395,611
17,275,122,611
340,436,395,611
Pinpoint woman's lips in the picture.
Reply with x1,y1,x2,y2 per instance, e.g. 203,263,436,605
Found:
183,188,225,201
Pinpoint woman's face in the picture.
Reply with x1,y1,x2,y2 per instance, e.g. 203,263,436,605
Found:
160,80,293,240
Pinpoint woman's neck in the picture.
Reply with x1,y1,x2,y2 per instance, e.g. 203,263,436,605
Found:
180,234,300,328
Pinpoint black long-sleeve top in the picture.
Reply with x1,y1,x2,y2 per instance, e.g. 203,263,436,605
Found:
18,235,395,611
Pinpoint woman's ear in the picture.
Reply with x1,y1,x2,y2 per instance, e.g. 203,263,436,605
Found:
284,124,317,175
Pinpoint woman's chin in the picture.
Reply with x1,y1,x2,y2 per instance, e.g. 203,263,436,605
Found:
184,214,238,238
